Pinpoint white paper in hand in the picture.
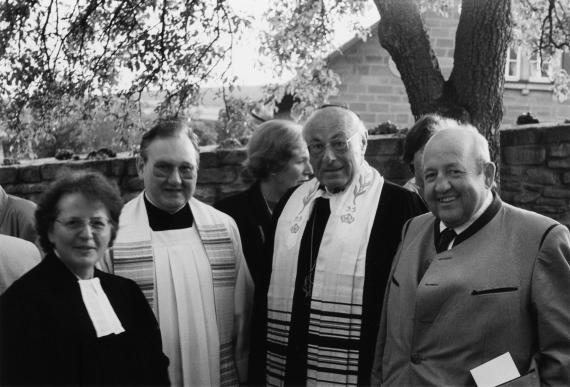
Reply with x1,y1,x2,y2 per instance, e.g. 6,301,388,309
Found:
470,352,520,387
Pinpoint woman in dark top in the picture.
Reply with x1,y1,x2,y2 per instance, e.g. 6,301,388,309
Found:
215,119,312,287
215,119,312,384
0,170,170,387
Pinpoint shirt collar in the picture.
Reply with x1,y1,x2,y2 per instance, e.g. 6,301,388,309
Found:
439,190,493,234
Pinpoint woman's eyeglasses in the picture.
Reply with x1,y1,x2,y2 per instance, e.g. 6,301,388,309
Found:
55,217,111,232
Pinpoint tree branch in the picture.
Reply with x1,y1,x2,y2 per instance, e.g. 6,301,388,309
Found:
374,0,445,118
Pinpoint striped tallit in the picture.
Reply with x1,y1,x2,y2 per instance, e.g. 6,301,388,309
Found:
267,162,383,386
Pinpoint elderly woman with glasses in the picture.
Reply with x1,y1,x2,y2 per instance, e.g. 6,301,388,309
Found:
0,170,170,386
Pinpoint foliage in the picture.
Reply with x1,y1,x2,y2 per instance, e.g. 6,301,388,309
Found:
4,94,146,158
553,69,570,102
215,95,257,146
262,62,342,122
260,0,369,73
0,0,248,157
369,121,400,135
2,0,570,158
513,0,570,55
259,0,570,117
191,119,218,146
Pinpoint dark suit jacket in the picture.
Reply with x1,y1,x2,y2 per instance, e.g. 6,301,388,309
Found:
215,181,272,288
0,253,170,387
269,180,427,386
215,182,273,385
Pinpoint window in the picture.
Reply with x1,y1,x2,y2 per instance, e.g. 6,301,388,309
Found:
505,47,521,81
504,45,561,84
528,51,554,83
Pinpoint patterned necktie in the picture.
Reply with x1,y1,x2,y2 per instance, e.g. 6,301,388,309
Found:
436,227,457,253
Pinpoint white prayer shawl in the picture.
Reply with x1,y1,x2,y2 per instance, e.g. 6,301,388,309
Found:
111,193,253,386
267,161,383,387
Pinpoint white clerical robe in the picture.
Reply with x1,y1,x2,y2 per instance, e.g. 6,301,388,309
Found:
109,193,254,387
153,227,220,386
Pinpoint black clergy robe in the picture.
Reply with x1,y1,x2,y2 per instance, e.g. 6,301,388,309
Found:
0,253,170,386
266,180,426,386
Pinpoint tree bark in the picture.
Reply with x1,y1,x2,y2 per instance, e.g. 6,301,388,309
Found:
374,0,511,168
449,0,511,163
374,0,446,117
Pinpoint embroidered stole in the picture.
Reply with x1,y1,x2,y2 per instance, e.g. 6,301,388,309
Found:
112,193,238,386
267,162,383,386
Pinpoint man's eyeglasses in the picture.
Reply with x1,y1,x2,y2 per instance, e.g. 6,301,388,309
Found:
152,162,195,179
55,217,111,233
307,132,359,157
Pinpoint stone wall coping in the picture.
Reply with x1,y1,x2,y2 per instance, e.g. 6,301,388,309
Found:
500,122,570,132
0,136,404,170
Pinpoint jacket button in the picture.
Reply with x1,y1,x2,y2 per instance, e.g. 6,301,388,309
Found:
410,353,423,364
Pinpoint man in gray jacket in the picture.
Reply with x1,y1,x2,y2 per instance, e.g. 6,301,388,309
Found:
372,123,570,385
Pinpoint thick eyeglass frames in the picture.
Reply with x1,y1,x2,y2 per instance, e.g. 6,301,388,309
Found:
55,217,111,233
151,162,195,179
307,132,359,157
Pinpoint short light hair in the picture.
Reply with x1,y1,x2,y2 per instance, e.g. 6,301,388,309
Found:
245,119,304,180
459,123,491,167
140,118,200,165
425,123,491,173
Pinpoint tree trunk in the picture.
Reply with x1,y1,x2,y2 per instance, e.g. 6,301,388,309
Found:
374,0,446,117
449,0,511,164
374,0,512,168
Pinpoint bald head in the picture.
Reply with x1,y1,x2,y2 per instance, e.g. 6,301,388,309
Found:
303,106,368,192
303,106,366,138
422,124,495,228
424,124,491,169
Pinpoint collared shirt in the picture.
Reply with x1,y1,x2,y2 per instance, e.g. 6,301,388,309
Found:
439,191,493,249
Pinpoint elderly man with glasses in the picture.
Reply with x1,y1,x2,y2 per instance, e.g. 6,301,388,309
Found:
106,119,254,387
265,105,426,386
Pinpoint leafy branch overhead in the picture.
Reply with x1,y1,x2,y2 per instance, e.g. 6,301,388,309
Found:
260,0,570,121
1,0,569,158
0,0,248,155
258,0,570,166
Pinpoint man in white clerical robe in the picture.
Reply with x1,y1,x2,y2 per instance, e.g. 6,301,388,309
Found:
108,120,254,387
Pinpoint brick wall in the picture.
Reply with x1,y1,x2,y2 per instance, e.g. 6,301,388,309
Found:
501,123,570,227
327,12,570,129
0,136,412,205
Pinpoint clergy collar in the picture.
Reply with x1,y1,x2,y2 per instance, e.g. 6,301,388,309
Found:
434,191,501,249
144,194,194,231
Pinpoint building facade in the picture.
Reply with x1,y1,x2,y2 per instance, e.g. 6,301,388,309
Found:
326,11,570,129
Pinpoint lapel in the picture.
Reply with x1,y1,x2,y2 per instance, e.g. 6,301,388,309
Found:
245,182,272,243
38,254,98,340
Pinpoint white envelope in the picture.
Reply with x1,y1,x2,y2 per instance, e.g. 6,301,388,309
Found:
470,352,521,387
